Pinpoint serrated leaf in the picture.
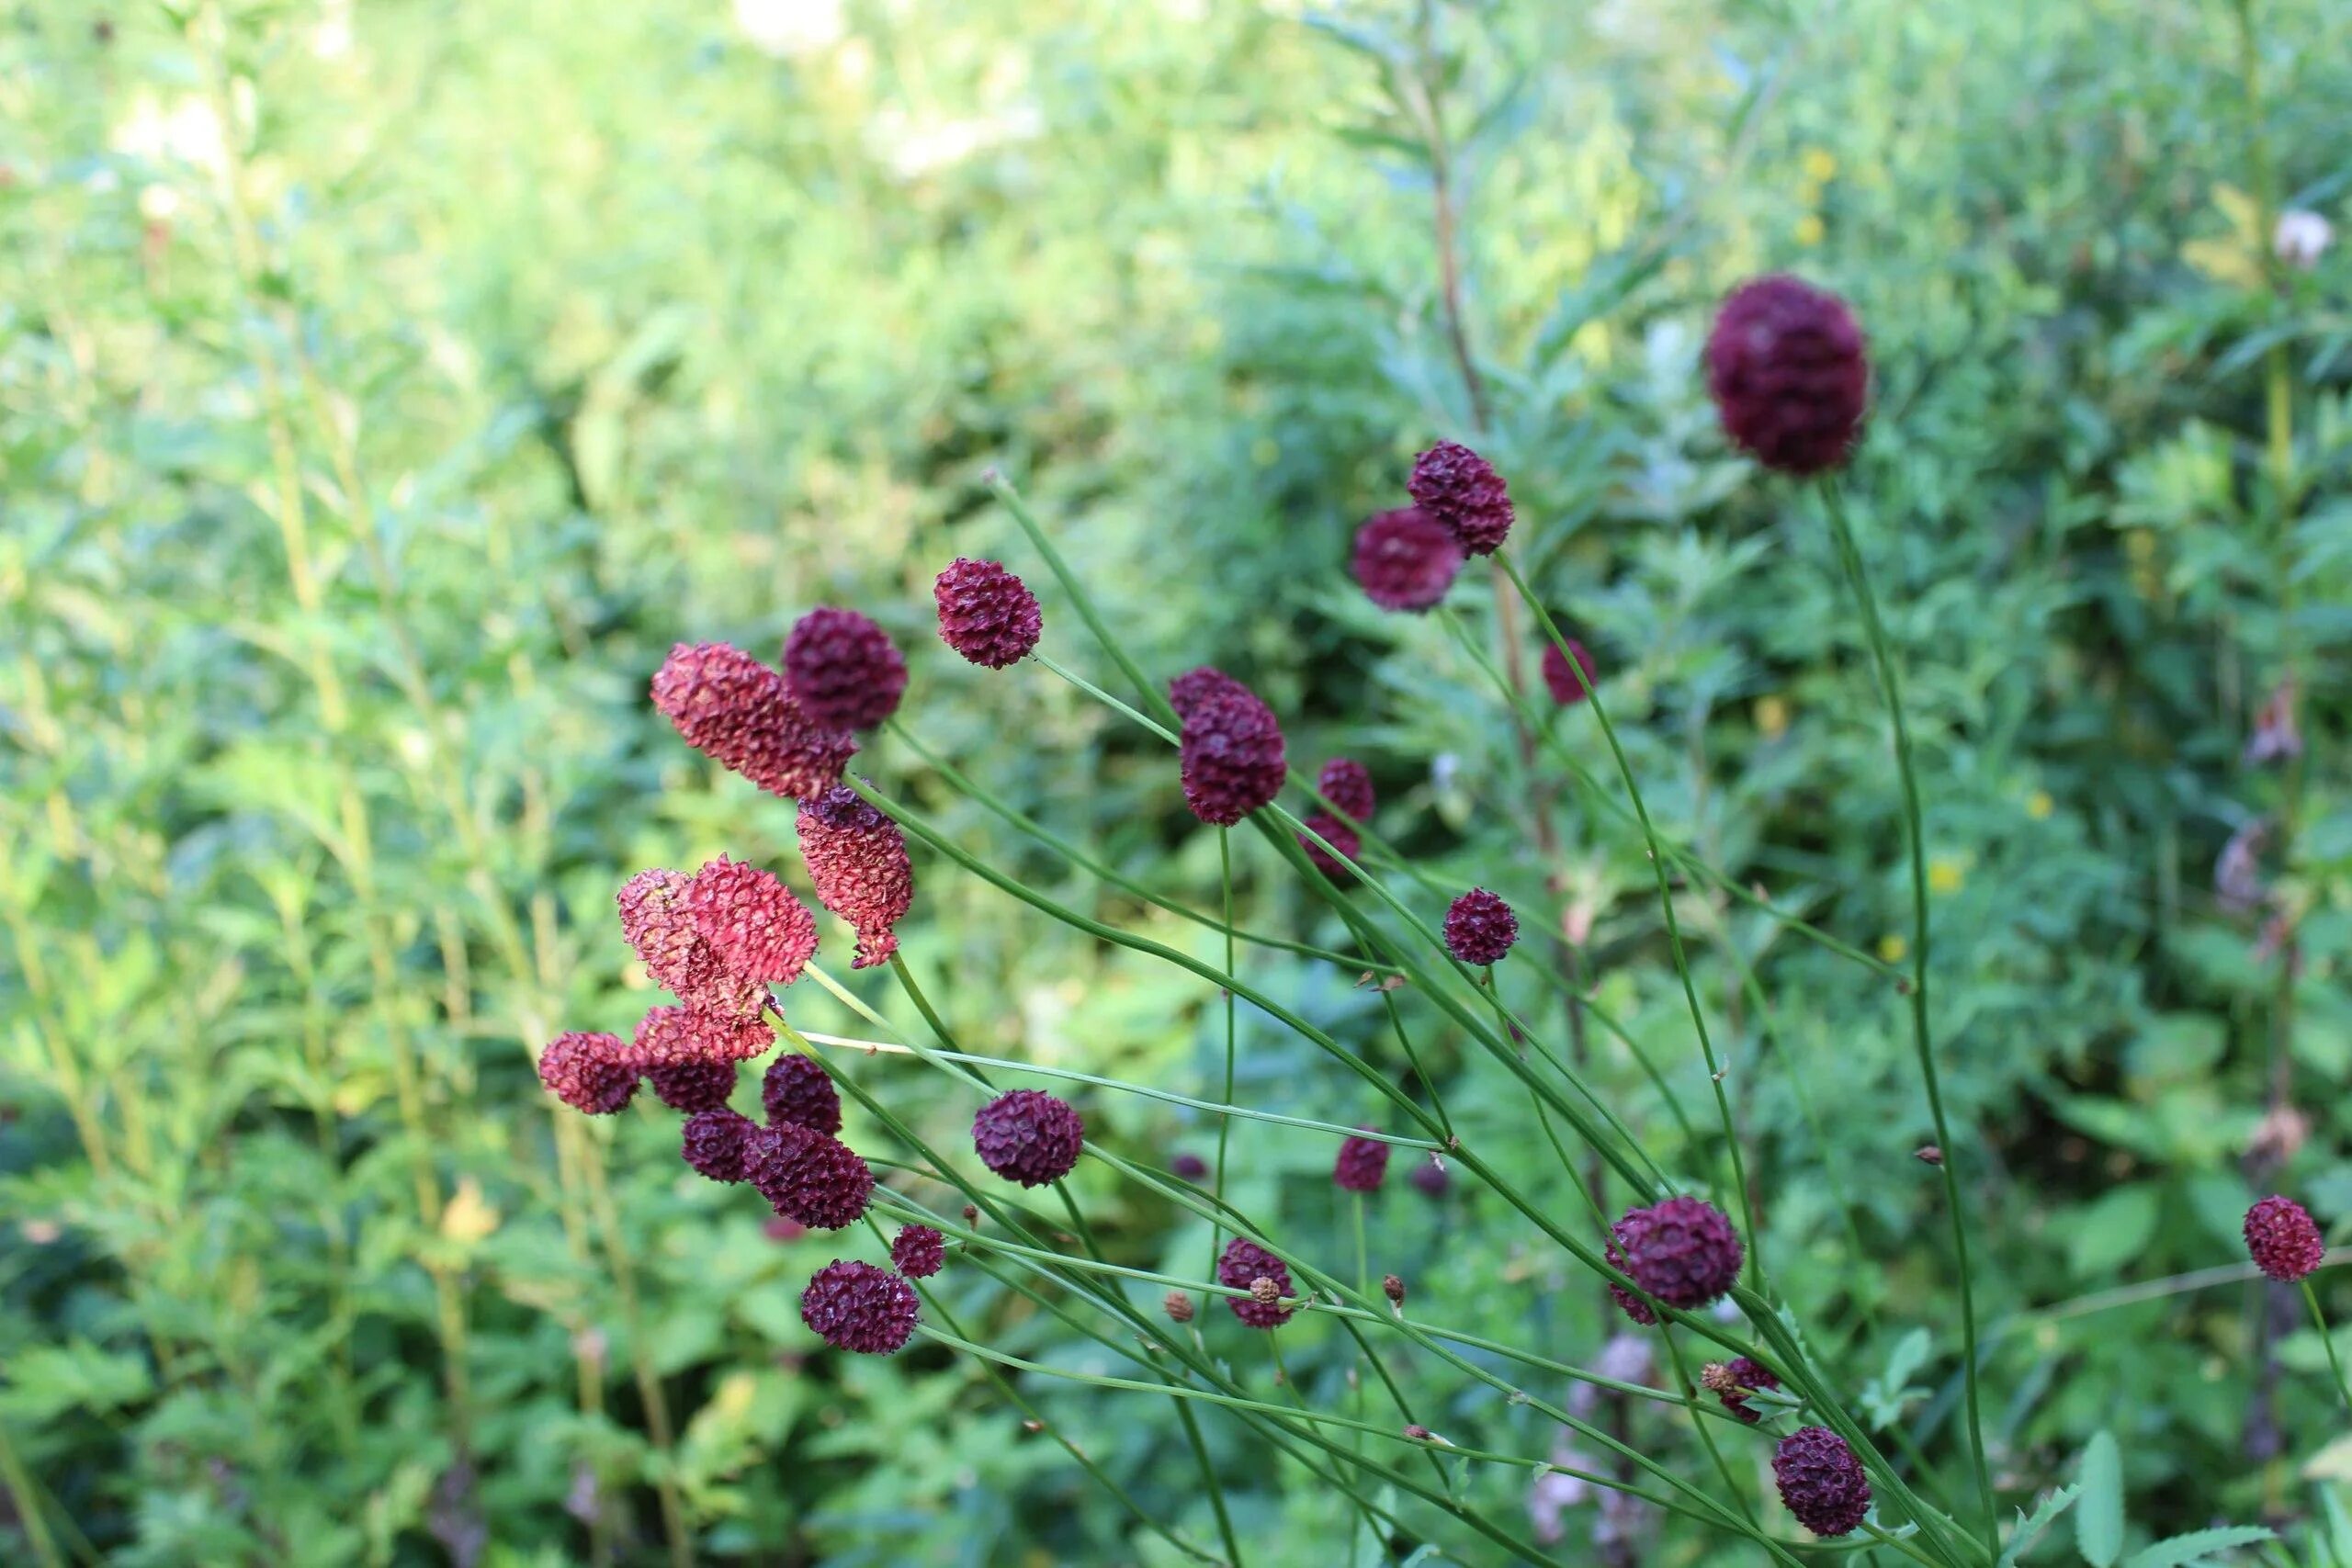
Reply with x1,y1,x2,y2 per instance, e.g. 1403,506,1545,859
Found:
2077,1431,2124,1566
2001,1483,2082,1568
2121,1525,2273,1567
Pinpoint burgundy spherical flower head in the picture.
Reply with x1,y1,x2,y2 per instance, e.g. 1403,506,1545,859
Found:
646,1056,736,1113
682,1108,761,1183
1168,665,1250,723
933,558,1041,669
797,784,915,969
890,1224,946,1279
616,868,766,1018
1333,1129,1391,1193
1772,1427,1871,1538
1409,1158,1450,1199
651,641,855,801
749,1124,875,1230
1316,758,1376,824
762,1053,843,1136
1705,275,1871,476
1170,1151,1211,1182
1217,1237,1295,1329
1541,638,1597,705
634,1004,774,1072
799,1259,920,1354
2245,1194,2325,1283
972,1089,1085,1188
783,607,909,731
1351,505,1463,612
1612,1196,1744,1310
1715,1356,1781,1425
1180,685,1286,827
537,1031,639,1115
1442,887,1519,965
1298,812,1361,880
1605,1236,1661,1326
687,855,819,987
1407,440,1513,556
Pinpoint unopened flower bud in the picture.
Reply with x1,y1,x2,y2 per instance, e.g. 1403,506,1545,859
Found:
1250,1276,1281,1307
1404,1424,1433,1441
1383,1273,1406,1308
1915,1145,1943,1166
1164,1291,1195,1324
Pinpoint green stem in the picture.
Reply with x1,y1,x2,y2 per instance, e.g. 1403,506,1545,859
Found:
2300,1280,2352,1415
1211,827,1238,1288
0,1418,64,1568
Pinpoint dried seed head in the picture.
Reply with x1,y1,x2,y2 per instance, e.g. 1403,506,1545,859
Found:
1332,1129,1391,1193
971,1089,1085,1188
1164,1290,1196,1324
762,1053,844,1135
1218,1238,1295,1329
651,641,855,801
797,784,914,969
1442,887,1519,965
2245,1194,2325,1283
1705,275,1871,476
1179,684,1286,827
1350,505,1464,611
1383,1273,1406,1308
1250,1276,1281,1306
798,1258,920,1354
783,607,908,731
537,1032,639,1115
1408,441,1514,556
889,1224,945,1280
933,558,1042,669
1772,1426,1871,1537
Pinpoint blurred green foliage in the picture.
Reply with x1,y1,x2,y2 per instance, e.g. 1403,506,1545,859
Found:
5,0,2350,1562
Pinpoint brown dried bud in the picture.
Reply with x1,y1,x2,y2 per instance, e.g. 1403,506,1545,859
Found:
1700,1361,1738,1394
1383,1273,1406,1308
962,1204,979,1224
1404,1424,1433,1441
1250,1276,1281,1307
1914,1145,1944,1166
1164,1291,1195,1324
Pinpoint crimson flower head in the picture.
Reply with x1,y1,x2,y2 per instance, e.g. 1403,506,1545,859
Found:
1333,1130,1390,1193
933,558,1041,669
1351,506,1463,611
1772,1427,1870,1538
972,1089,1085,1187
890,1224,946,1279
1168,665,1250,723
783,608,908,731
1705,275,1870,475
797,784,915,969
1298,812,1361,880
537,1031,639,1115
682,1108,761,1183
762,1053,843,1136
1611,1197,1744,1312
651,641,855,800
750,1124,875,1230
1179,680,1286,827
1442,887,1518,965
633,1005,768,1111
1408,441,1513,556
617,867,765,1017
2245,1195,2325,1283
1217,1237,1295,1328
1541,637,1596,705
686,856,818,987
1409,1158,1449,1199
1316,758,1375,824
799,1259,920,1354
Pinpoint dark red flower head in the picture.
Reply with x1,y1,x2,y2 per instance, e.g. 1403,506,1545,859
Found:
1169,665,1250,723
1711,1356,1781,1424
617,867,766,1017
762,1053,843,1135
1611,1196,1744,1310
783,608,908,731
797,784,915,969
1217,1237,1295,1328
687,856,818,987
1541,638,1597,705
1180,684,1286,827
1333,1130,1390,1193
634,1005,767,1111
1408,441,1513,556
972,1089,1085,1188
749,1124,876,1230
651,641,855,800
1316,758,1376,824
933,558,1042,669
799,1259,920,1354
1171,1151,1211,1182
1351,506,1464,611
1298,812,1361,880
2245,1195,2325,1283
682,1108,761,1183
1442,887,1519,965
537,1031,639,1115
1772,1427,1870,1538
890,1224,946,1279
1409,1158,1450,1199
1705,275,1870,476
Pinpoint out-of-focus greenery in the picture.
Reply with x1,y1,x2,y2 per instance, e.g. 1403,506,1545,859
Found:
6,0,2350,1562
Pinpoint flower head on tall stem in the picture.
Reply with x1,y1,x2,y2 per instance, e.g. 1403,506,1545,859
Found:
1610,1197,1744,1311
1217,1237,1295,1328
2246,1194,2324,1282
1351,506,1463,611
686,855,819,987
799,1259,919,1354
797,784,915,968
784,607,908,731
1316,758,1375,823
1408,440,1513,556
1332,1130,1390,1193
651,641,855,800
1178,683,1285,827
971,1089,1085,1188
1540,637,1596,705
1704,275,1870,476
933,558,1042,668
890,1224,946,1279
1297,811,1361,880
1442,887,1518,965
537,1031,639,1115
681,1108,760,1183
1771,1427,1870,1538
617,867,768,1017
762,1052,843,1135
749,1124,875,1230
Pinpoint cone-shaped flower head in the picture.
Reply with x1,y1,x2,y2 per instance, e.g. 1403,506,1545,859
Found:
682,1108,761,1183
651,641,855,801
933,558,1042,669
799,1259,920,1354
1442,887,1519,964
1541,638,1596,705
1611,1196,1744,1310
783,608,908,731
1408,441,1513,556
2245,1194,2325,1283
1179,682,1286,827
616,867,766,1017
971,1089,1085,1188
1316,758,1376,824
1772,1427,1870,1538
1351,506,1464,611
1705,275,1870,475
762,1053,843,1136
1217,1237,1295,1328
889,1224,945,1279
686,856,818,987
537,1031,639,1115
1333,1130,1390,1193
749,1124,875,1230
796,784,914,969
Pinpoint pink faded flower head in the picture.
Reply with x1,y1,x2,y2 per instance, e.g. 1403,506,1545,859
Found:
616,867,766,1017
1705,275,1870,476
1333,1130,1390,1193
2245,1194,2325,1283
633,1004,775,1072
1611,1197,1744,1310
537,1032,639,1115
797,784,915,968
1351,506,1463,611
650,641,855,800
1298,811,1361,880
686,856,819,987
682,1108,761,1183
799,1258,920,1354
1408,441,1513,556
762,1053,843,1135
1772,1427,1870,1538
1179,682,1286,827
1316,758,1375,824
890,1224,946,1279
1168,665,1250,723
972,1089,1085,1188
933,558,1042,669
1217,1237,1295,1328
784,608,908,731
750,1124,875,1230
1442,887,1519,965
1541,638,1597,705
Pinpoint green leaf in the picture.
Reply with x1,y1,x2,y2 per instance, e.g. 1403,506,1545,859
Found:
2121,1525,2273,1567
2069,1187,2162,1280
0,1341,153,1423
2077,1431,2124,1566
2001,1483,2081,1568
